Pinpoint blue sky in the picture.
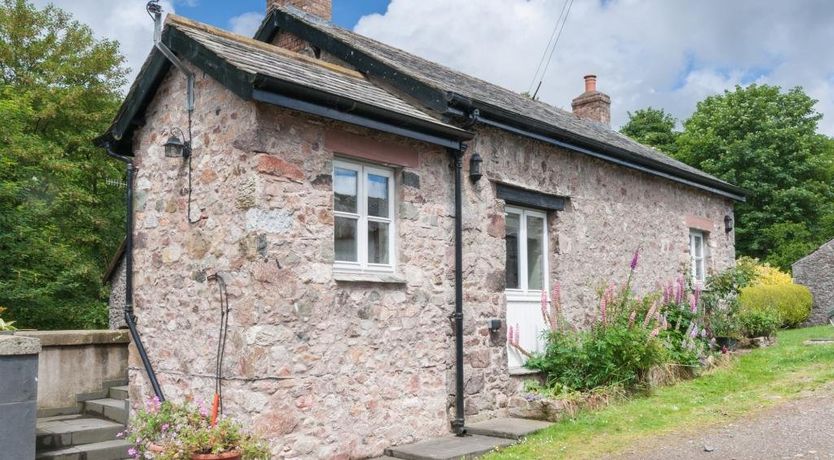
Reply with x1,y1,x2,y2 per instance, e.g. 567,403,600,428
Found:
175,0,389,30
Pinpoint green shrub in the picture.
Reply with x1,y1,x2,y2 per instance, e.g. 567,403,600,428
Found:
527,324,667,392
738,307,782,338
739,284,813,328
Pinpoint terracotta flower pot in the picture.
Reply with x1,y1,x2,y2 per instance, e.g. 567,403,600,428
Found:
191,451,241,460
148,443,165,453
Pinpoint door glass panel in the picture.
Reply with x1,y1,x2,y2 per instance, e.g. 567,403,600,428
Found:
367,221,389,264
367,174,389,218
505,213,520,289
334,217,358,262
527,215,545,291
334,167,358,213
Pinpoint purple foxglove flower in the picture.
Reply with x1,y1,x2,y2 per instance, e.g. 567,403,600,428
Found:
630,249,640,271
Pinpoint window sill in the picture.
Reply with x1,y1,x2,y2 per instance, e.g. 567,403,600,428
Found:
333,271,407,284
508,367,542,376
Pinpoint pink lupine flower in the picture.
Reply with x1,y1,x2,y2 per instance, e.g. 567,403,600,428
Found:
674,276,684,304
644,301,659,326
514,323,520,345
693,283,702,307
540,290,551,328
689,293,697,313
650,327,660,337
507,325,514,345
630,249,640,271
600,295,608,325
628,310,637,328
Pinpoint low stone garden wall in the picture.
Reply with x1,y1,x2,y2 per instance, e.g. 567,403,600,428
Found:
15,330,129,415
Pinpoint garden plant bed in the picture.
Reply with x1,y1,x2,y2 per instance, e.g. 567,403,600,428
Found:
485,326,834,460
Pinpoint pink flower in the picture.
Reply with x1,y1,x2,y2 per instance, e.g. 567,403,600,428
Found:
628,310,637,328
507,325,514,345
644,300,659,326
514,323,520,345
630,249,640,271
161,423,170,433
650,327,660,337
674,276,684,304
600,296,608,325
540,290,550,326
694,283,702,307
146,396,161,413
689,294,697,313
128,447,138,459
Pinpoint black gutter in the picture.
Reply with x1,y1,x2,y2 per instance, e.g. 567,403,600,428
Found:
252,87,470,149
104,144,166,402
447,104,746,202
448,145,466,436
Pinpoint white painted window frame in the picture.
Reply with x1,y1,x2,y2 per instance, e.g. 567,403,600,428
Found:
333,158,396,274
505,206,549,302
689,229,706,285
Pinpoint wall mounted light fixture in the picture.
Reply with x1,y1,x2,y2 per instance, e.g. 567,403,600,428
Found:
724,214,734,233
164,128,191,159
469,152,483,182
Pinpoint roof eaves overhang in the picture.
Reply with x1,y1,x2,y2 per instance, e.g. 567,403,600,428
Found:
97,22,470,154
453,99,747,202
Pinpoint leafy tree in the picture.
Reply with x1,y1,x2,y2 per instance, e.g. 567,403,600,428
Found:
0,0,127,329
675,84,834,270
620,107,680,155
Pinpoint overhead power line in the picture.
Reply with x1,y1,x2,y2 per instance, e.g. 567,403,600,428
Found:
528,0,576,100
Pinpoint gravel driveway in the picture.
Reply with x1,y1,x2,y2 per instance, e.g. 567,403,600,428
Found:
609,388,834,460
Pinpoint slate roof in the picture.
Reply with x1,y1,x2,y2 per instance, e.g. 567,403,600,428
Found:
259,7,745,200
97,14,471,152
169,16,460,130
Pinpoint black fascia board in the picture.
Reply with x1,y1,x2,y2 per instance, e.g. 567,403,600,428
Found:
252,75,472,146
455,100,747,202
256,9,449,114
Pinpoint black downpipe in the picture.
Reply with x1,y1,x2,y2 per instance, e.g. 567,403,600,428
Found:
449,146,466,436
105,145,166,402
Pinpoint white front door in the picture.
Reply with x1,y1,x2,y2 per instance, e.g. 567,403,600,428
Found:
504,206,549,370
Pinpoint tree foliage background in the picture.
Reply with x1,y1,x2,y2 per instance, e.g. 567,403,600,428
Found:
621,86,834,271
0,0,127,329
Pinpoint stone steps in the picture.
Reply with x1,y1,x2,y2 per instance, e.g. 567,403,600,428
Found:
35,439,132,460
383,418,551,460
36,384,131,460
37,416,124,451
84,398,128,424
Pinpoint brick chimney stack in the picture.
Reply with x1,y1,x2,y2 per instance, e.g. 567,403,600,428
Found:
268,0,332,21
571,75,611,126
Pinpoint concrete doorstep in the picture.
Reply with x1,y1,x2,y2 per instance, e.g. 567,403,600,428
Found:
382,418,552,460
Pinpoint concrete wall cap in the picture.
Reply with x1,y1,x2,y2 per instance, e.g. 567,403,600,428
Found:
15,330,129,347
0,335,41,356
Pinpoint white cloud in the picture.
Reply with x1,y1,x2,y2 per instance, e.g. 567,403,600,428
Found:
228,11,263,37
30,0,177,88
356,0,834,135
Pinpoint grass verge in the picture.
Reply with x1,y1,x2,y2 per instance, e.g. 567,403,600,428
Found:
486,326,834,460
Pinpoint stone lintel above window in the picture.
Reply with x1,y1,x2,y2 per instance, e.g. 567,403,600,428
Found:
685,214,714,233
325,129,418,168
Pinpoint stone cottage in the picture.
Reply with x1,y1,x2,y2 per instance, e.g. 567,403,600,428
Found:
793,239,834,326
96,1,744,458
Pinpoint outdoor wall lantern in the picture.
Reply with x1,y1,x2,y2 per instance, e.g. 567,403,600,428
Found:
487,318,502,333
163,128,191,159
724,214,734,233
469,152,483,182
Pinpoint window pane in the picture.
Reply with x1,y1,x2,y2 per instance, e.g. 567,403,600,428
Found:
695,259,704,282
527,215,545,291
367,174,389,218
334,167,357,213
368,221,389,264
505,213,520,289
335,217,357,262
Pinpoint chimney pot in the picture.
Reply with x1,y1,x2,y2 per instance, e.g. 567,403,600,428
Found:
572,74,611,126
584,74,597,93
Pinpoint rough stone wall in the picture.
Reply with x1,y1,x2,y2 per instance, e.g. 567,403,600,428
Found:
108,259,127,329
128,65,736,458
128,66,455,459
793,239,834,326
